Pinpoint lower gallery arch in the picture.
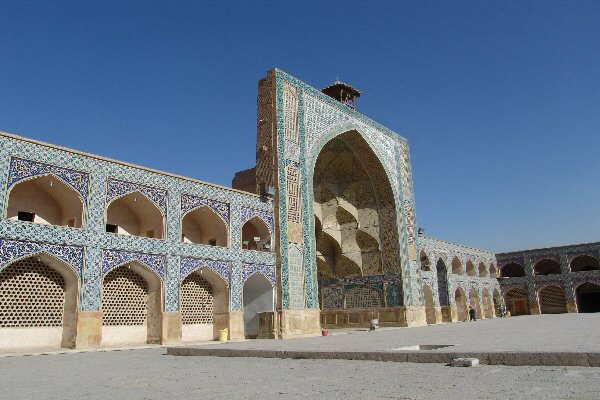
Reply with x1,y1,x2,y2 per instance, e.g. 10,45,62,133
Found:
454,288,468,322
180,268,228,341
482,289,493,318
101,262,162,346
575,282,600,313
436,259,450,321
468,287,482,319
423,284,436,324
503,288,530,316
243,273,274,338
538,285,567,314
0,254,78,349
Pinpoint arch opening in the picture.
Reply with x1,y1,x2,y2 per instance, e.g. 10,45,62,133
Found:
570,255,600,273
105,191,164,239
538,285,567,314
482,289,493,318
6,174,84,228
101,262,162,346
435,258,449,308
534,259,561,276
503,288,530,316
423,284,436,324
0,254,78,349
478,262,488,277
451,257,463,275
500,262,525,278
181,206,228,247
241,217,271,252
420,251,430,272
469,287,482,319
489,264,498,278
575,283,600,313
454,288,468,322
181,268,229,341
243,273,274,338
466,261,476,277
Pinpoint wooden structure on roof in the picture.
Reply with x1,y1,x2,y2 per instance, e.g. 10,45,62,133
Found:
321,81,361,110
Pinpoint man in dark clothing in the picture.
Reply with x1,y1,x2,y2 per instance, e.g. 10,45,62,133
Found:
469,307,476,321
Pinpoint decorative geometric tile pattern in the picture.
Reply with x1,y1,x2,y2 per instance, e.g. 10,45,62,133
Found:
240,206,273,232
321,286,343,309
180,257,230,286
101,249,166,279
242,262,276,287
180,194,230,224
0,238,84,276
106,178,168,216
7,156,90,202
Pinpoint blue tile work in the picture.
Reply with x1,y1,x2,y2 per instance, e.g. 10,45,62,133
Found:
181,194,230,225
496,242,600,305
106,178,168,216
242,262,276,287
180,257,230,286
0,238,84,277
240,206,273,232
101,248,166,279
0,132,275,313
274,69,419,308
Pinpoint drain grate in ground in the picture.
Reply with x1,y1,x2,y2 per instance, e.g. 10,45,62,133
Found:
390,344,454,351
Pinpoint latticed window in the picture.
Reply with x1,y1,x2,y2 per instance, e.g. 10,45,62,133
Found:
102,266,148,326
538,285,567,314
180,274,214,324
0,257,65,328
345,286,383,308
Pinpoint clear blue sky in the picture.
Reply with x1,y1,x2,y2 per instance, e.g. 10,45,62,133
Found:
1,1,599,252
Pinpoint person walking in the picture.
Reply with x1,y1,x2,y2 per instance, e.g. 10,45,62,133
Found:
469,306,476,321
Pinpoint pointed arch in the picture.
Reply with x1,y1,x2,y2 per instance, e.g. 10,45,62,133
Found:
454,287,468,322
423,284,436,324
451,257,463,275
105,191,165,239
465,260,476,276
420,251,431,272
503,287,530,316
537,284,567,314
570,255,600,272
468,287,482,319
6,173,85,228
241,216,272,252
243,272,274,338
181,205,228,247
533,259,561,276
575,282,600,313
478,262,488,277
500,262,525,277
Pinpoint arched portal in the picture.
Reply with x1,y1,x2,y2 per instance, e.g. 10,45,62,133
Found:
478,262,488,277
420,251,430,272
570,255,600,272
466,261,476,277
454,288,468,322
243,273,274,338
534,259,561,276
312,130,400,311
423,284,436,324
0,255,78,349
500,262,525,278
436,259,449,308
105,192,164,239
503,288,530,316
451,257,463,275
241,217,271,252
101,262,162,346
6,174,84,228
482,289,493,318
575,283,600,313
180,268,229,341
538,285,567,314
181,206,228,247
469,287,482,319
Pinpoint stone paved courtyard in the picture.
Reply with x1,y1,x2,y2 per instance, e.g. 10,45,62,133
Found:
1,314,599,399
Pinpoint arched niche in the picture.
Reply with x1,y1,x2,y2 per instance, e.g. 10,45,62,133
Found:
570,255,600,272
466,260,476,277
451,257,463,275
537,285,567,314
241,216,272,252
180,268,229,341
435,258,449,307
482,289,493,318
101,261,163,346
503,288,530,316
423,284,436,324
311,129,399,283
181,205,228,247
105,191,164,239
0,254,79,349
533,259,561,276
243,273,274,338
478,262,488,277
489,264,498,278
500,262,525,278
6,174,85,228
469,287,482,318
575,282,600,313
454,287,468,322
420,251,431,272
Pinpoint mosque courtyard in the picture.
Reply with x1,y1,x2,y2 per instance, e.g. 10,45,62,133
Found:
2,313,599,400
